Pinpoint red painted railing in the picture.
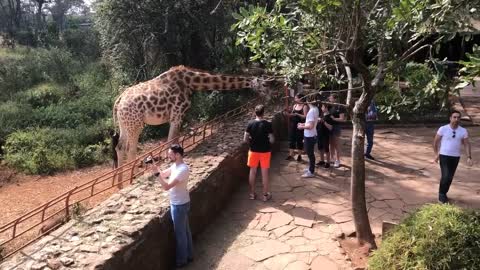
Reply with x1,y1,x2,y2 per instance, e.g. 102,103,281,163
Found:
0,97,259,259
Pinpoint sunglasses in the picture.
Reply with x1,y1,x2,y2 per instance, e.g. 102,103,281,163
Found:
452,130,456,138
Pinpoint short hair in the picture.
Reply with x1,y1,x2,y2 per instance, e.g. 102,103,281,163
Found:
255,104,265,116
329,93,338,99
170,144,184,156
450,110,461,117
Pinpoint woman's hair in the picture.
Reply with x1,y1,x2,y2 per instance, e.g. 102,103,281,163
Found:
295,93,306,102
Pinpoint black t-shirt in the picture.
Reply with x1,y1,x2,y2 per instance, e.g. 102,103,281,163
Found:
246,119,273,152
317,114,335,134
329,105,346,125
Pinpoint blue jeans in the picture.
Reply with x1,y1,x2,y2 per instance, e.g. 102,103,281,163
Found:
365,122,374,155
170,202,193,266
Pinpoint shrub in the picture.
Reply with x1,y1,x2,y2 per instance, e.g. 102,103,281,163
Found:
0,101,33,143
369,204,480,270
19,83,67,108
3,126,110,174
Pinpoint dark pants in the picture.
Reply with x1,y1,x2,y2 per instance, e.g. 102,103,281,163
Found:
289,124,304,150
439,154,460,199
304,136,316,173
365,121,374,155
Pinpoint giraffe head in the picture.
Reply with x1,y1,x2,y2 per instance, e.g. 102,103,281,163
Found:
250,77,280,101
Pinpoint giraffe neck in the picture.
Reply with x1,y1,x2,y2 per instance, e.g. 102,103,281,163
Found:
183,69,255,91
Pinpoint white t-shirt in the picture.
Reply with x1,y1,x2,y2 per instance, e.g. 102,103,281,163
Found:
168,163,190,205
437,124,468,157
304,105,319,138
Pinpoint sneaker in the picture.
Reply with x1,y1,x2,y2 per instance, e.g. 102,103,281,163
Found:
324,163,330,168
316,160,326,166
303,168,310,173
249,193,257,200
263,192,272,202
297,155,302,162
301,171,315,178
286,155,294,161
365,154,375,160
333,160,340,168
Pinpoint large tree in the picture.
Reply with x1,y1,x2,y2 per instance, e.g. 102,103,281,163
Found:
233,0,479,248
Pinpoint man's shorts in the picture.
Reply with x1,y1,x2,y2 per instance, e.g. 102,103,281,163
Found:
247,151,271,169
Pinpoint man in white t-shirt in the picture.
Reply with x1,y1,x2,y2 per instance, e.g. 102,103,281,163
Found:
154,144,193,268
433,110,473,203
298,95,319,178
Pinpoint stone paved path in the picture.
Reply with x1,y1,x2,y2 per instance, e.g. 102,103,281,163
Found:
184,126,480,270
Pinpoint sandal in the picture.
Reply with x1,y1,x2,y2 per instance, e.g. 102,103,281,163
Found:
249,193,257,200
263,192,272,202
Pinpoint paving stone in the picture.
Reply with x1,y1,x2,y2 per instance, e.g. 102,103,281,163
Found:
286,237,308,246
216,252,255,270
246,230,270,238
303,228,329,240
291,207,316,228
385,199,405,209
313,202,348,216
238,240,291,262
286,227,304,237
311,256,339,270
331,211,353,224
265,211,294,231
285,260,310,270
292,245,317,253
273,225,296,238
263,253,297,270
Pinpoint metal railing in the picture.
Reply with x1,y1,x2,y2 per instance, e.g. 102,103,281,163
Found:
0,97,259,260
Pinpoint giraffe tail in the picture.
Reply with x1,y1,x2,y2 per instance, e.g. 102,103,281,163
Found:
111,95,122,168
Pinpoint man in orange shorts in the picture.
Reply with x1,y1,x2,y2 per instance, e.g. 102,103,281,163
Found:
244,104,275,202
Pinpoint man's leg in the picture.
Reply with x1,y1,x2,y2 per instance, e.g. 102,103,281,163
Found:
261,168,269,195
170,203,189,266
439,155,460,202
365,122,374,156
249,167,258,195
185,203,194,261
305,137,316,174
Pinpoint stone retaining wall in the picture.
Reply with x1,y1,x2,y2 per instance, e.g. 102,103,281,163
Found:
0,110,285,270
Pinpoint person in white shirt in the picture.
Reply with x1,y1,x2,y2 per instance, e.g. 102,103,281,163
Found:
153,144,193,268
297,94,319,178
433,110,473,203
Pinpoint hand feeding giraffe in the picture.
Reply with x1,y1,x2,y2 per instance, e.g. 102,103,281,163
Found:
112,65,275,183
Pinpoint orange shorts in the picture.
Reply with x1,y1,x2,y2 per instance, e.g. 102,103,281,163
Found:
247,151,271,169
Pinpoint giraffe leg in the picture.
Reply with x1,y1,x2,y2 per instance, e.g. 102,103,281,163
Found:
115,131,128,188
167,120,182,144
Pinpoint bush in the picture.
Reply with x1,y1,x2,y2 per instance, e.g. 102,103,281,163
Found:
0,101,33,143
369,204,480,270
19,83,67,108
3,126,110,174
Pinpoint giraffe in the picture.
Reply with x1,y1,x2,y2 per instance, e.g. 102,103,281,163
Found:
112,65,276,175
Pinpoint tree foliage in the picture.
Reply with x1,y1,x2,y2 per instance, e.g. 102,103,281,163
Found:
93,0,274,84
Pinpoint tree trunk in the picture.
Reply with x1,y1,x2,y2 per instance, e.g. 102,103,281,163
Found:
350,109,377,249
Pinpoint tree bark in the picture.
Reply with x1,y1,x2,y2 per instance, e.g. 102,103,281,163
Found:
350,106,377,248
